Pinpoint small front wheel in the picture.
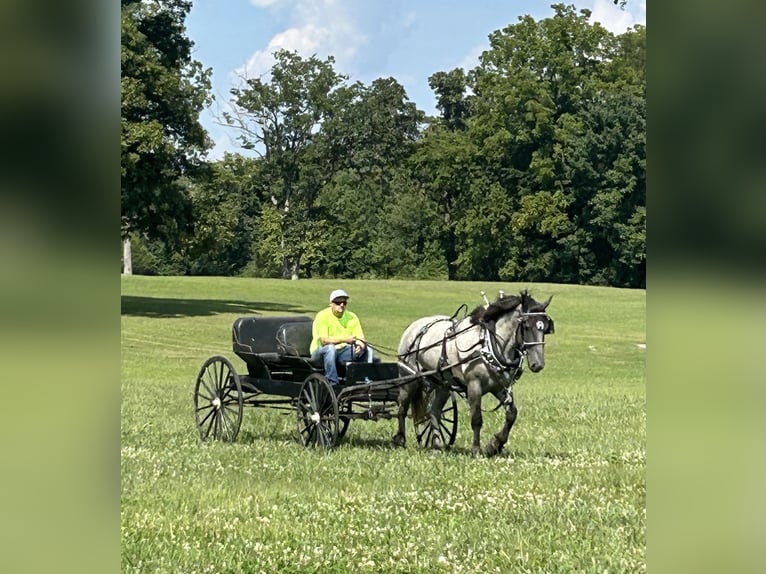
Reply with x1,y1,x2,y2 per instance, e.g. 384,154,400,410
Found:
194,356,243,442
297,373,338,448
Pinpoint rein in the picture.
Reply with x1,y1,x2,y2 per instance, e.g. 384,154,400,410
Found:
398,304,473,362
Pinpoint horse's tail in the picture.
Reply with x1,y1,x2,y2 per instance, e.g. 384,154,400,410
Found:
398,358,429,423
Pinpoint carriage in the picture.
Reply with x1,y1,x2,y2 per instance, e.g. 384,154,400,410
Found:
194,290,554,455
193,315,459,449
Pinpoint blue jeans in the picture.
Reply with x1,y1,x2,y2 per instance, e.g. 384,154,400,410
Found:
311,344,373,385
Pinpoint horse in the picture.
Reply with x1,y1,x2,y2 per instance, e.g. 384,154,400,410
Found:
393,290,554,457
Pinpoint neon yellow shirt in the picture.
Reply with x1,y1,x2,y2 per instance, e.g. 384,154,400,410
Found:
310,307,366,354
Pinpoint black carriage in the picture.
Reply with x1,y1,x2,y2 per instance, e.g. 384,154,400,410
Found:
194,315,458,449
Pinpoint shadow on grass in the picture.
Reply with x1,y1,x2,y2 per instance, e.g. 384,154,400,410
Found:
215,427,540,459
236,428,485,457
121,296,314,318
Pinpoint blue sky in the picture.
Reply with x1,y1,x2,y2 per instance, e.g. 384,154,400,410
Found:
186,0,646,159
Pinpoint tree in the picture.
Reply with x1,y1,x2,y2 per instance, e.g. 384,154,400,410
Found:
121,0,212,271
311,77,426,278
409,127,477,280
463,4,645,287
224,50,346,279
429,68,471,130
185,154,263,275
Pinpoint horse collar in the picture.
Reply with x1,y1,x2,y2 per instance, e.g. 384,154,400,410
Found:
479,321,521,374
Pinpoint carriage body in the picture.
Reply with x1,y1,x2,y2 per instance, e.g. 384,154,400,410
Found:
194,316,457,448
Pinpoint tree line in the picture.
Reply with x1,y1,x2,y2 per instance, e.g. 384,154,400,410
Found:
122,2,645,288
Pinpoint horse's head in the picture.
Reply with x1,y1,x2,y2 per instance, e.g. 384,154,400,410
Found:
517,291,554,372
470,290,555,373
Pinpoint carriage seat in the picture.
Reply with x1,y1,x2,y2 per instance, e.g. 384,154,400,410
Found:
232,316,322,369
275,321,313,358
232,315,312,355
231,315,379,379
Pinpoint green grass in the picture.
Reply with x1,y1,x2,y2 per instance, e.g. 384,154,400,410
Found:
121,276,645,573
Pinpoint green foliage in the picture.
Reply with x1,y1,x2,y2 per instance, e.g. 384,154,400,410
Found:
127,232,189,276
130,6,644,289
121,0,213,244
409,128,478,279
184,157,262,275
121,276,645,572
464,4,645,287
224,50,348,278
429,68,471,130
455,181,516,280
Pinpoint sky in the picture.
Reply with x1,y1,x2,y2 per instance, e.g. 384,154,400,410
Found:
186,0,646,160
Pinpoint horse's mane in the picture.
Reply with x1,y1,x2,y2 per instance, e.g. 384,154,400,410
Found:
469,289,542,324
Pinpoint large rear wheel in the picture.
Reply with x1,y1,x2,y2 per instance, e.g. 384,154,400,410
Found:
194,356,243,442
414,388,458,449
297,373,338,448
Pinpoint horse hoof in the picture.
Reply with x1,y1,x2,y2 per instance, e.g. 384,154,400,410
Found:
484,437,504,457
391,434,406,448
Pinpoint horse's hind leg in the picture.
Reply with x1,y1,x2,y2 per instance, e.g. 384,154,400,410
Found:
484,388,517,457
392,382,415,448
427,385,451,451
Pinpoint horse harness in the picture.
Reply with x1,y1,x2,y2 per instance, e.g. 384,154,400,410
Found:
401,309,551,383
476,311,539,371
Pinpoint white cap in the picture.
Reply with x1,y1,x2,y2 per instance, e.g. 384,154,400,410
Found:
329,289,349,302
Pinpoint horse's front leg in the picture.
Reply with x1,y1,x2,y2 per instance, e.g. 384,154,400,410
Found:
467,382,484,457
484,388,517,457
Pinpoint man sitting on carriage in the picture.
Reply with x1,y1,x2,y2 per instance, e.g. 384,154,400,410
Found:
310,289,373,385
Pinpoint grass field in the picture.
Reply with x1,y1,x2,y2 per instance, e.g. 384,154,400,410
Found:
121,276,645,573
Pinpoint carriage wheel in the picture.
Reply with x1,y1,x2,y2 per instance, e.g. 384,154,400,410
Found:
297,373,339,448
194,356,243,442
414,389,458,448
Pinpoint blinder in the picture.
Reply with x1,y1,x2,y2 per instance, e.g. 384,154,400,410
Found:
518,312,554,338
545,317,554,335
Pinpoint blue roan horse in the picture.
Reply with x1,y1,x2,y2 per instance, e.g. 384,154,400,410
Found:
394,290,554,457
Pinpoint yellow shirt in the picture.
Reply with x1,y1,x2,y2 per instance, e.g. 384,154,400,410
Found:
310,307,366,354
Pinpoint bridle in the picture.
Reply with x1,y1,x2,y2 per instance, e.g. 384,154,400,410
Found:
478,309,553,373
516,311,552,349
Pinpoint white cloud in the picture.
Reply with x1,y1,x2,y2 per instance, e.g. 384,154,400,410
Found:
236,25,327,79
249,0,283,8
399,11,416,29
457,43,487,72
589,0,646,34
239,0,367,81
206,132,234,161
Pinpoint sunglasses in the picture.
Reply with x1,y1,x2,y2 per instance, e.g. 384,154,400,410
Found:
332,300,348,306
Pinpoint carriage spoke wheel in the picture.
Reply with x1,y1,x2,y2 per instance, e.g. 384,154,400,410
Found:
297,374,339,448
414,389,458,448
194,356,243,442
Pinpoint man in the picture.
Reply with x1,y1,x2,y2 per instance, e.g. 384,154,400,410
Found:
310,289,373,385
